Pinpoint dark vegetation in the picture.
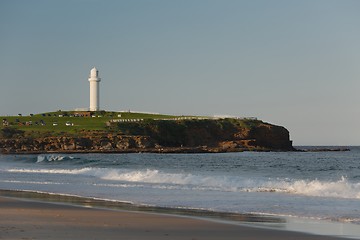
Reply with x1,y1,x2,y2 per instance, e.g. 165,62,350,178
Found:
0,127,24,138
116,118,264,147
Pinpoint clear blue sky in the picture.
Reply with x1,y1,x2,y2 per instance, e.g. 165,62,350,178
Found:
1,0,359,145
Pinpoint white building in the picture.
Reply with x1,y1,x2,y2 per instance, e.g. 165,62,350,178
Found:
88,67,101,111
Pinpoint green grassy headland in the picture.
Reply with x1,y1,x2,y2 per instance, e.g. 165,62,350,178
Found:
0,111,295,152
0,110,209,136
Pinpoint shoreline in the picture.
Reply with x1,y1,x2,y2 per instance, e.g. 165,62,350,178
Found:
0,189,358,239
0,147,290,155
0,146,350,155
0,189,285,224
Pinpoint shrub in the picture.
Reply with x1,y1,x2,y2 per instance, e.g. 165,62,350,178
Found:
0,127,25,138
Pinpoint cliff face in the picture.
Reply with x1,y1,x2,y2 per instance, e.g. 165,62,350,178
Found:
248,124,293,150
115,119,293,151
0,119,294,153
0,135,156,153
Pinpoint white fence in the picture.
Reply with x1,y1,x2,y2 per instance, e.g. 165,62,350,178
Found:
109,116,257,123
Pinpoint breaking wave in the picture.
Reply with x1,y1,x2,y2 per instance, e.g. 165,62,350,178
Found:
7,167,360,199
36,155,77,163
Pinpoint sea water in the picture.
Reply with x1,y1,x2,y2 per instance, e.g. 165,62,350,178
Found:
0,147,360,237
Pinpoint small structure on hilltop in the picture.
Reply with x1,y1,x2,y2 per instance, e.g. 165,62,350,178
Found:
74,112,92,117
2,119,9,126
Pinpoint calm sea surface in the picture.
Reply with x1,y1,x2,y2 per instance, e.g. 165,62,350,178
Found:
1,147,360,236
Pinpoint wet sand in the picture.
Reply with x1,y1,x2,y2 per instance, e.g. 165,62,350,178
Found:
0,196,349,240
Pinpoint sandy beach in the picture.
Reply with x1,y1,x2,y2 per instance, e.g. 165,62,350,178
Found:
0,196,349,240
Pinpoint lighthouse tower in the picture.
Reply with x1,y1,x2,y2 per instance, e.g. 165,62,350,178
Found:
88,67,101,111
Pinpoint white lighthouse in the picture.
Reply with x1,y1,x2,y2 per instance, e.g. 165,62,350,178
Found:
88,67,101,111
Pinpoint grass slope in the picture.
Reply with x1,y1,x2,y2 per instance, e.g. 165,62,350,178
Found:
0,111,201,134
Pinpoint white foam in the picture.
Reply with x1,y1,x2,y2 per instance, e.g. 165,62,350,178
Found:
278,177,360,199
98,170,360,199
0,180,67,185
36,155,74,163
7,168,91,175
83,169,360,199
6,167,360,199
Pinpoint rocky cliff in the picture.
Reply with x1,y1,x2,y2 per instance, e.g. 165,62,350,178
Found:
0,119,294,154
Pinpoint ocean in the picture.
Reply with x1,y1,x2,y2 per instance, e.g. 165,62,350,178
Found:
1,147,360,238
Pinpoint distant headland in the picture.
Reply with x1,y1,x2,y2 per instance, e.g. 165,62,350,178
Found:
0,67,295,153
0,110,295,154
